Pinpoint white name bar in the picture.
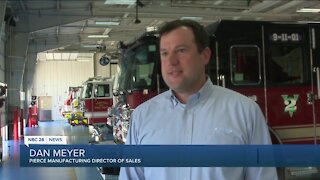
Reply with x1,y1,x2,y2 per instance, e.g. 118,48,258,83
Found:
24,136,67,147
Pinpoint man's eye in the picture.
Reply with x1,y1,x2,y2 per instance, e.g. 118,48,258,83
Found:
177,48,186,53
160,52,167,57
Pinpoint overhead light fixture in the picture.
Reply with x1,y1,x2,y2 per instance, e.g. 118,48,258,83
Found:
104,0,135,5
180,16,203,21
87,35,109,38
77,59,90,62
146,26,157,32
296,8,320,13
95,21,120,26
82,44,98,48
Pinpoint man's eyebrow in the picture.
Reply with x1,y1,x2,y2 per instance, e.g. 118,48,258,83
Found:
176,44,189,48
160,44,189,50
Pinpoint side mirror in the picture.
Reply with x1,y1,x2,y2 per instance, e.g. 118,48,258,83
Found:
113,90,119,96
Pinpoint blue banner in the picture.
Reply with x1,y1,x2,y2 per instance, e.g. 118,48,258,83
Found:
20,145,320,167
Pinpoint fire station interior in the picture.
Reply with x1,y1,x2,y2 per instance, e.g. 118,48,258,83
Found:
1,0,320,180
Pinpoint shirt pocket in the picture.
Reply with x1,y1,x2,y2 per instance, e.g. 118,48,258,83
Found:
203,127,244,144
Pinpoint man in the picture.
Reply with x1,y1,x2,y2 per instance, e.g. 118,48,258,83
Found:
119,19,278,180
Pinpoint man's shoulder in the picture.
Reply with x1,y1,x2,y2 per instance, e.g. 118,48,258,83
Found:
135,90,170,110
210,85,255,105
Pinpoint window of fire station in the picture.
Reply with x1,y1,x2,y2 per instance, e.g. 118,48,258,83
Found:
95,84,110,98
230,45,261,85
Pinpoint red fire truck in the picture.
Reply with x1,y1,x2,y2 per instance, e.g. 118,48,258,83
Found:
80,76,113,126
110,20,320,177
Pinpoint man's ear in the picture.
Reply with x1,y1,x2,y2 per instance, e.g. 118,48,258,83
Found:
202,47,211,65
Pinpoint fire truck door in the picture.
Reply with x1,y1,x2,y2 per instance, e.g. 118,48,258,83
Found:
207,40,266,115
264,25,317,144
207,23,266,117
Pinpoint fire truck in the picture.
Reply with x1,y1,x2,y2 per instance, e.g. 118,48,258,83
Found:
80,76,113,126
113,20,320,145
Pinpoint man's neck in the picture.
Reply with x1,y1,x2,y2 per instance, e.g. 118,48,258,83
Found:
173,77,207,104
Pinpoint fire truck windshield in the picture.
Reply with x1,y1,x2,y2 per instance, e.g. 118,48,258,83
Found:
119,43,157,91
82,83,93,98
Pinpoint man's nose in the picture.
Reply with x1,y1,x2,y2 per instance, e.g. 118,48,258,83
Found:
167,52,179,65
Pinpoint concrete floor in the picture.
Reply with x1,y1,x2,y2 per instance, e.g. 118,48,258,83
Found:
0,120,119,180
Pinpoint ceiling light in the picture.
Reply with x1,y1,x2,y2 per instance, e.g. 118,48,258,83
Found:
77,59,90,62
146,26,157,32
95,21,120,26
296,8,320,13
82,44,98,48
45,53,53,60
180,16,203,21
87,35,109,38
104,0,135,5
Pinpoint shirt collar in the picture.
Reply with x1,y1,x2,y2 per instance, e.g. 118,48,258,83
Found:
169,78,213,107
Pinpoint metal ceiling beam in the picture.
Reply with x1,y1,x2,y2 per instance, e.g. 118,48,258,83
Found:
271,0,320,13
248,0,283,12
13,6,296,21
170,2,249,10
30,31,141,42
270,0,305,13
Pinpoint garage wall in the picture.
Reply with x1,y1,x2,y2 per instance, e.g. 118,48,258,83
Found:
33,60,94,120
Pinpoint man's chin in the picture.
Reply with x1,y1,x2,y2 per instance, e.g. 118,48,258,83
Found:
169,84,186,93
166,81,181,89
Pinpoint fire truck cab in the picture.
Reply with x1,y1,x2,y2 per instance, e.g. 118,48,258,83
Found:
61,86,81,119
80,76,113,126
110,35,167,144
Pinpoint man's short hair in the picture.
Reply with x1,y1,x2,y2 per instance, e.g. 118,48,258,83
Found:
158,19,209,53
